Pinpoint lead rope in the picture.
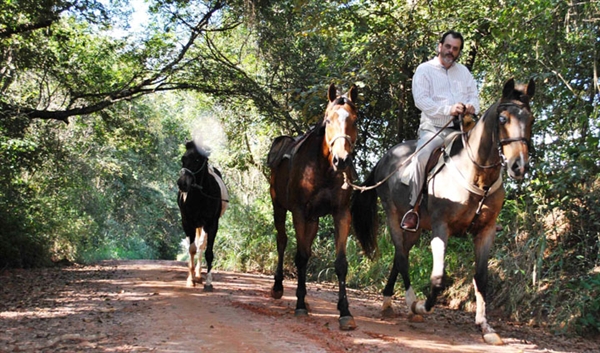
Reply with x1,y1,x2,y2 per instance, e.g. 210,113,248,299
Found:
342,118,456,191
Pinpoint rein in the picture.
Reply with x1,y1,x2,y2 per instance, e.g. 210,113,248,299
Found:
342,118,455,191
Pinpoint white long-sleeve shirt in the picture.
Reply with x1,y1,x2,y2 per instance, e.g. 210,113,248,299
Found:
412,57,480,128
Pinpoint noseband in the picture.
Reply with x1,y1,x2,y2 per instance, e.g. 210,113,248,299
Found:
496,102,532,167
326,131,355,151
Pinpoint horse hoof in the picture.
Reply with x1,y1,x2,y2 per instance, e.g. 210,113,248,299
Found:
339,316,357,330
271,289,283,299
411,300,432,315
483,333,504,345
408,313,425,323
381,306,395,318
203,284,214,292
295,309,309,317
186,280,195,288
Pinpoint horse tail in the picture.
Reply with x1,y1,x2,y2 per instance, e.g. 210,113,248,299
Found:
351,169,379,259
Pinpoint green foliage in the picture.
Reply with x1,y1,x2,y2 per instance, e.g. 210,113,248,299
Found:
1,0,599,337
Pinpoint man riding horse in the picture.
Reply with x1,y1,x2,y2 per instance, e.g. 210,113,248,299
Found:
401,30,479,231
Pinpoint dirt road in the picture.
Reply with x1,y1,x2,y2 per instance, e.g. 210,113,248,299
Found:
0,260,597,352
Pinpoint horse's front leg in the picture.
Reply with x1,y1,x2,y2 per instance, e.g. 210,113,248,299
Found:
333,210,357,330
412,227,448,315
187,233,197,288
293,216,317,317
271,205,287,299
474,227,504,345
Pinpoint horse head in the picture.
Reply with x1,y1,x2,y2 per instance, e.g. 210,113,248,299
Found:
496,78,535,180
177,140,210,193
322,83,359,171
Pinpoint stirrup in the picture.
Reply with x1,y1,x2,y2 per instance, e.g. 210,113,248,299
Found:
401,210,420,232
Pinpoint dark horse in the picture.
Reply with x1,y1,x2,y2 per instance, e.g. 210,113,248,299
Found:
267,84,360,330
177,140,229,290
351,78,535,344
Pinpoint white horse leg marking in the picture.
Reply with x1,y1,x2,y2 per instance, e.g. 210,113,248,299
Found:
431,237,445,281
205,271,213,288
405,286,420,314
474,278,503,344
195,227,207,280
473,278,490,328
382,295,393,311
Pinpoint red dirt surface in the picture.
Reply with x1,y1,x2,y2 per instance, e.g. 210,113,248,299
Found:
1,260,598,352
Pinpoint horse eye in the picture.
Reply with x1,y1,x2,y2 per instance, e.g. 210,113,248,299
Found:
499,115,508,125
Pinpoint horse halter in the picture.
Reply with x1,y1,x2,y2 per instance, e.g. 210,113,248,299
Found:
323,100,356,152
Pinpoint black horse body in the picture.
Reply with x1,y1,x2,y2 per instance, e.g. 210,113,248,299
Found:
177,140,228,290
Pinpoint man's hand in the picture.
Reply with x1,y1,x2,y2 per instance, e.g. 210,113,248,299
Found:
464,103,475,115
450,103,475,116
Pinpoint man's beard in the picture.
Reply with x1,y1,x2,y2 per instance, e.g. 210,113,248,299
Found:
441,53,455,65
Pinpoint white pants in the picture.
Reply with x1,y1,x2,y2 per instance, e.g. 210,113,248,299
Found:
407,122,456,206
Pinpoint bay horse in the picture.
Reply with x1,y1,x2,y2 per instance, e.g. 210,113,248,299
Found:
267,83,360,330
351,78,535,344
177,140,229,290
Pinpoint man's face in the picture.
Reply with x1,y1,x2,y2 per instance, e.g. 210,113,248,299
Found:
437,36,462,67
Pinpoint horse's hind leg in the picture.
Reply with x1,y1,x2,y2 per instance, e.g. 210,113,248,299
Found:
271,205,287,299
381,204,420,317
474,228,503,345
203,222,218,292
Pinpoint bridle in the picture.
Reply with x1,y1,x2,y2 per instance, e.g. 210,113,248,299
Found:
179,158,207,188
323,100,356,153
463,101,531,170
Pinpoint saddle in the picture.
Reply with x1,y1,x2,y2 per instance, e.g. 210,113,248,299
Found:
267,131,312,168
426,132,462,183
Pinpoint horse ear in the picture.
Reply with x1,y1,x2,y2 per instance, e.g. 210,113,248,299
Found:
526,78,535,97
347,84,358,103
185,140,195,150
328,83,337,102
502,78,515,98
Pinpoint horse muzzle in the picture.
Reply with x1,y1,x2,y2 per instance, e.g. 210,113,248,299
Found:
332,153,353,171
506,155,529,180
177,175,192,193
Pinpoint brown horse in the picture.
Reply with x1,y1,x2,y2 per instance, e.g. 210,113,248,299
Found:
351,78,535,344
267,83,359,330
